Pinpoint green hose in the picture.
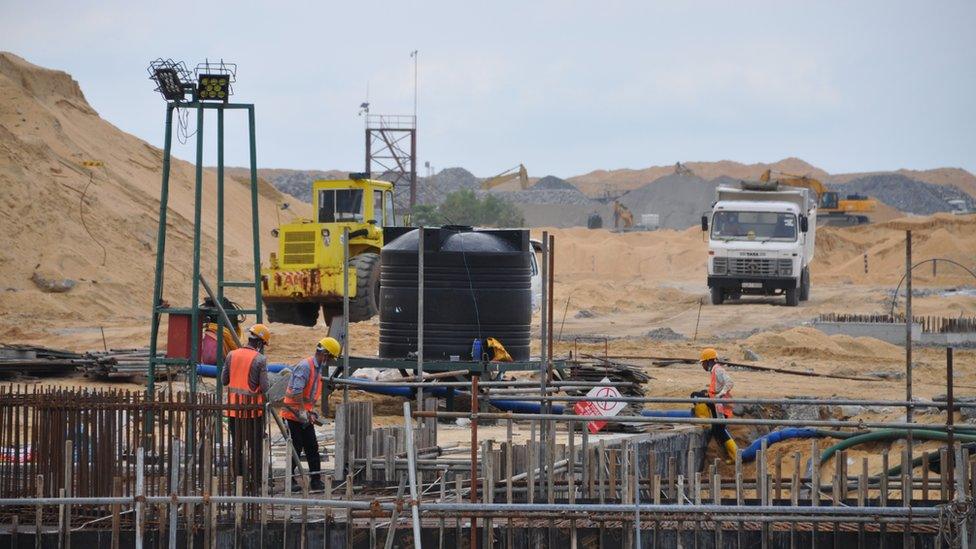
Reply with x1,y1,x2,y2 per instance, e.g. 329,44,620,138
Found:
818,429,976,466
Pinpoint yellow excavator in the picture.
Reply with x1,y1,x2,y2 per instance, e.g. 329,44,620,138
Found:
481,164,529,191
760,170,876,226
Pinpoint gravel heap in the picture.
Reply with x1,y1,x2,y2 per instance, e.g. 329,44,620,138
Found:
833,174,974,215
618,174,724,229
499,189,593,205
532,175,579,191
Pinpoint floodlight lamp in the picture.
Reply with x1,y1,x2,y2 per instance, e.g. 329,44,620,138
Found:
147,58,192,102
197,74,230,102
194,60,236,102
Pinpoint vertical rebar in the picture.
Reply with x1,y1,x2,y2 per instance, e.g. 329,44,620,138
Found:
905,230,914,494
403,403,423,548
947,347,955,501
470,374,479,549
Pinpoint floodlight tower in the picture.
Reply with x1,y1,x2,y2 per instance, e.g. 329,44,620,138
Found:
145,59,263,403
365,114,417,208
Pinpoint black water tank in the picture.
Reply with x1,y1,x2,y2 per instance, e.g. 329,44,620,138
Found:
379,226,532,361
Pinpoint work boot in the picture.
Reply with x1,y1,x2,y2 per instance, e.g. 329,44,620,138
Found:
310,478,326,492
723,438,739,464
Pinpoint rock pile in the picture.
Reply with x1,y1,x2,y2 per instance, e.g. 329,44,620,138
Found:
618,174,724,229
833,174,974,215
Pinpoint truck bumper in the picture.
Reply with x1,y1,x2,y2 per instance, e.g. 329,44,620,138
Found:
707,275,796,295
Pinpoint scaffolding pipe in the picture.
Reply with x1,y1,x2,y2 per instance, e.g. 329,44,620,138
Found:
410,409,961,431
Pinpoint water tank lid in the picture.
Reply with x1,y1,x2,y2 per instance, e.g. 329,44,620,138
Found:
384,227,520,253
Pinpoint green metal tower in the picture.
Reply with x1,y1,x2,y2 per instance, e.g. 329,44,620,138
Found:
145,59,263,401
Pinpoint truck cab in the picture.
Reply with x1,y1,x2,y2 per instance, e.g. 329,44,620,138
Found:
703,184,816,307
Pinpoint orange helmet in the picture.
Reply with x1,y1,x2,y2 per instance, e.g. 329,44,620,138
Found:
247,324,271,345
699,348,718,362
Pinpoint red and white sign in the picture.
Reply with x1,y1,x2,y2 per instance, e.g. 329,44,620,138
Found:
573,377,626,433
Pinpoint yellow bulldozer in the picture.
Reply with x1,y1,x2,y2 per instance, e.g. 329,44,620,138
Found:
261,175,396,326
759,170,876,226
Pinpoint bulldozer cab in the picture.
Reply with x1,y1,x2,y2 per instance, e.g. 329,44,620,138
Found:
315,180,396,226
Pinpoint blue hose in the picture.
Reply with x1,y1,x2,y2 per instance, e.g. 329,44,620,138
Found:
741,428,820,462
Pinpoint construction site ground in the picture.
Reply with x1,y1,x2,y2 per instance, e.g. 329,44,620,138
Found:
3,217,975,483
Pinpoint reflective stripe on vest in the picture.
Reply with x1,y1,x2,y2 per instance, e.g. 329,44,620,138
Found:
709,365,733,418
281,356,322,421
225,348,264,417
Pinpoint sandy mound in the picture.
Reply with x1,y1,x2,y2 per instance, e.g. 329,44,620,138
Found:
0,52,306,336
742,326,903,361
813,214,976,285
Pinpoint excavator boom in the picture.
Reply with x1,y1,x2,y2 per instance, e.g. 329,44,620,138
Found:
481,164,529,190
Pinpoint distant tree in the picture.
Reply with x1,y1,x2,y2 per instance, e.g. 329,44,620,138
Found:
411,189,525,227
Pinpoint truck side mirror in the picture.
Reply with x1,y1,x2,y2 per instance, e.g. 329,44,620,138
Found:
700,215,708,232
800,215,809,233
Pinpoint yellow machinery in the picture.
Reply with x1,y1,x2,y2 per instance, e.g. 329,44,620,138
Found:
760,170,876,225
261,176,395,326
612,200,635,229
481,164,529,191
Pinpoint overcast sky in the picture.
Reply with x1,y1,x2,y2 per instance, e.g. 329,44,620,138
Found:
3,1,974,177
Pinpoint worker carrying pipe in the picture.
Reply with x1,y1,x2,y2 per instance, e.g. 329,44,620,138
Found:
697,347,739,463
280,336,340,492
222,324,271,493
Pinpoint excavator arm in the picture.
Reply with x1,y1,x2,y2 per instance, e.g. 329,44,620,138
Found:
481,164,529,191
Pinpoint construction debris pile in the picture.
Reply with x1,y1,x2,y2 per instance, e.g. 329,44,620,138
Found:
0,344,166,380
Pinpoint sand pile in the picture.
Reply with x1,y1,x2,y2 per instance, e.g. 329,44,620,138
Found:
0,52,302,337
813,214,976,286
568,158,827,196
741,326,903,361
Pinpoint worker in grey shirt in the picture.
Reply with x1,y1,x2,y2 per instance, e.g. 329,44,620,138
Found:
221,324,271,494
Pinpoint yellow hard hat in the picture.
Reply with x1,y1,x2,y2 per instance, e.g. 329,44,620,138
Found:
316,337,341,357
699,348,718,362
248,324,271,345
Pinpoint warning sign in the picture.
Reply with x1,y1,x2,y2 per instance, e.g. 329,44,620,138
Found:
573,377,626,433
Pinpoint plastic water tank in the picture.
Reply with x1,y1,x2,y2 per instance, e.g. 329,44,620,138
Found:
379,226,532,361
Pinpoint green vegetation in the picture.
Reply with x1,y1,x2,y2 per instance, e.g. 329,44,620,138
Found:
412,189,525,227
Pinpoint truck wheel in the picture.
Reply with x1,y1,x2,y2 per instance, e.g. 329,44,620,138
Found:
348,252,381,322
799,267,810,301
785,287,799,307
265,302,320,326
710,287,724,305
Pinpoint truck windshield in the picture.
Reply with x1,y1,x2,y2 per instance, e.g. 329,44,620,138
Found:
318,189,364,223
711,211,797,241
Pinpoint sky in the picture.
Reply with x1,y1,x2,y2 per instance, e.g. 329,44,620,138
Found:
3,1,975,177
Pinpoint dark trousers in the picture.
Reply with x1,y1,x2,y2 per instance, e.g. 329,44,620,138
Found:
227,415,264,494
705,403,733,445
286,419,322,483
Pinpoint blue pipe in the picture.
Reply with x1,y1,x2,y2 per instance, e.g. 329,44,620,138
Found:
194,370,564,415
741,428,821,462
196,363,290,377
640,409,693,418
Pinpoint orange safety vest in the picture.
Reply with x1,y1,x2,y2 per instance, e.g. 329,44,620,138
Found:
281,356,322,422
709,364,734,418
225,348,264,418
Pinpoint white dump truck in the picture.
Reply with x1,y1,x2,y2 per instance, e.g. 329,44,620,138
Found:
701,181,817,307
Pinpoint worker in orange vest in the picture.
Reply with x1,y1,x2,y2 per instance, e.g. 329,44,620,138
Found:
699,347,739,463
221,324,271,492
281,336,340,492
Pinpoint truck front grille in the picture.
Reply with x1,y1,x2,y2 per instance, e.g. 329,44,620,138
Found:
283,231,317,265
726,258,793,277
